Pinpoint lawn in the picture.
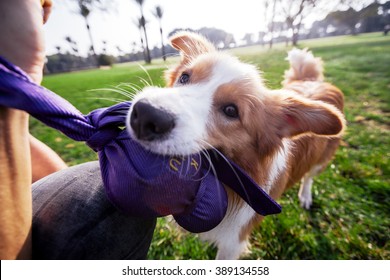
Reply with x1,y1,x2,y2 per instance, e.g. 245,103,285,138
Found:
35,32,389,259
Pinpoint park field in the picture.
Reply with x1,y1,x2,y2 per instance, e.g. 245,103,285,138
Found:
35,32,389,259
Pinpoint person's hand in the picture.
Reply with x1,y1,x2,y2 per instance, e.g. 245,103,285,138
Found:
0,0,52,84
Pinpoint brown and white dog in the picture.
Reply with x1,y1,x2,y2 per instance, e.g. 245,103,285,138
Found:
127,32,345,259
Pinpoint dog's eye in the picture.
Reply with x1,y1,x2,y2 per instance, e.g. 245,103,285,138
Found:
223,104,239,119
178,73,190,84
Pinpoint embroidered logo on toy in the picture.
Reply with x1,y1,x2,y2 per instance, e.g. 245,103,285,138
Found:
169,157,199,172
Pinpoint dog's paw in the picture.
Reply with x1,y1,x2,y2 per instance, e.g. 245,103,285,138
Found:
299,193,312,210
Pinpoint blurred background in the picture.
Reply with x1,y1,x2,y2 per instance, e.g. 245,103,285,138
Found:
43,0,390,73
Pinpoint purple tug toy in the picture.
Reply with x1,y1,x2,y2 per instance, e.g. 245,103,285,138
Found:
0,56,281,233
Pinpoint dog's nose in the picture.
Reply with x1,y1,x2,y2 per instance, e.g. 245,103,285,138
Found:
130,100,175,141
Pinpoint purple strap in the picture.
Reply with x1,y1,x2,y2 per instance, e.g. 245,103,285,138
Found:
0,56,281,233
207,151,280,216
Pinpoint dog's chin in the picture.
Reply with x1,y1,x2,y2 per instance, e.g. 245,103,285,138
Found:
129,133,203,157
139,141,199,156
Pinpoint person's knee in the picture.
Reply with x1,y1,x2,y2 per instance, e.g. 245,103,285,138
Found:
32,161,156,259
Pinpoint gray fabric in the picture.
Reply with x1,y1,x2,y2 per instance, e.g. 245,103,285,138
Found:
32,161,156,260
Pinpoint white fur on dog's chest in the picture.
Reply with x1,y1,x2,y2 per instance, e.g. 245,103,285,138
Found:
200,199,256,260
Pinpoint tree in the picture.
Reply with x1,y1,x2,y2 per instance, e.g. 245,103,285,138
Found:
280,0,317,46
134,17,148,63
76,1,97,57
102,40,107,54
327,8,360,35
168,28,196,37
131,41,138,54
358,2,384,33
263,0,278,49
168,27,235,49
258,31,267,45
152,5,166,61
198,27,235,48
133,0,151,63
242,33,254,46
65,36,79,55
70,0,114,65
116,46,124,56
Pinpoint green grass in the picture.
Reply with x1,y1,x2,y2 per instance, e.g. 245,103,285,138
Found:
35,32,390,259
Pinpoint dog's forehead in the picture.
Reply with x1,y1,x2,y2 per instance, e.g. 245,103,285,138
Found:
191,53,258,84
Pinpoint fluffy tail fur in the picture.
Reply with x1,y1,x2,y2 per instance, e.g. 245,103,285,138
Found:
283,48,324,86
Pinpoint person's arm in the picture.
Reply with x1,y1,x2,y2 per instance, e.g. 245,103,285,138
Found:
0,108,31,259
30,135,67,183
0,0,52,259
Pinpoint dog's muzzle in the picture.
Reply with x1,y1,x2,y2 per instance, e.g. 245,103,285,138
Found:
130,99,175,141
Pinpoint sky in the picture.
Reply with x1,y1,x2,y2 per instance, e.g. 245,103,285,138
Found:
43,0,373,56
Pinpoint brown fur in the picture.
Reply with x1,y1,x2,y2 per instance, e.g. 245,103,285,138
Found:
238,79,345,245
170,31,216,64
166,57,215,87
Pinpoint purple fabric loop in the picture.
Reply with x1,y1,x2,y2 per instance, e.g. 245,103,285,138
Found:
0,56,281,233
85,103,130,151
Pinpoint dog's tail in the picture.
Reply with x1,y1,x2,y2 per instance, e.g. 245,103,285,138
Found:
282,48,324,86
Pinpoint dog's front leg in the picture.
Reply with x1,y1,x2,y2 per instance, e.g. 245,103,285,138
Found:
201,202,256,260
215,238,250,260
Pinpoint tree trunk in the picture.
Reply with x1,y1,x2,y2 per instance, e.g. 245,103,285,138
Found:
292,32,299,46
351,26,357,35
292,20,302,46
160,26,166,61
269,0,277,49
142,22,151,64
138,29,147,62
84,17,98,66
85,23,95,55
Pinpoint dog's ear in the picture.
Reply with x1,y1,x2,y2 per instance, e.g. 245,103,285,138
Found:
275,94,345,138
169,31,216,63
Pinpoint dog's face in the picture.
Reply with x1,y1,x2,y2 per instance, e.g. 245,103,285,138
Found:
128,38,266,159
127,32,344,168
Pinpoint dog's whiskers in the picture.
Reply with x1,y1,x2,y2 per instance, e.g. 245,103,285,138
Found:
84,97,127,103
200,149,217,180
138,76,152,88
198,140,249,204
89,87,136,100
118,82,143,91
137,63,154,86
